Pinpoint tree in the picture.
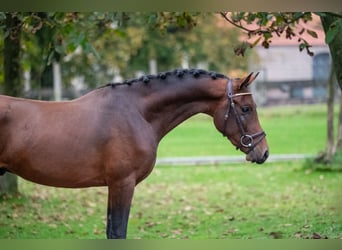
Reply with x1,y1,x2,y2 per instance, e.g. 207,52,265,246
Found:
5,12,248,89
219,12,342,88
219,12,342,166
319,13,342,164
0,12,22,194
125,13,247,77
320,13,342,90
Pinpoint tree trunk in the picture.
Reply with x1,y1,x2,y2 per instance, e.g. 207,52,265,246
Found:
320,14,342,91
335,94,342,152
149,58,157,75
320,13,342,163
0,13,22,195
53,61,62,101
325,65,335,162
3,13,22,96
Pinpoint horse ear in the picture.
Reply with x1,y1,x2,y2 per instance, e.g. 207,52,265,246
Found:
238,72,260,89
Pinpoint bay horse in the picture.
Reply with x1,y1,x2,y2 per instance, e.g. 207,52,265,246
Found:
0,69,268,239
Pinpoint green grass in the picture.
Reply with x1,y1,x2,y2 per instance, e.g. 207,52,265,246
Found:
0,104,341,239
130,162,342,239
0,162,341,239
157,104,332,157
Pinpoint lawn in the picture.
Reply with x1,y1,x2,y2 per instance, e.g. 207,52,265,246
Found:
157,104,331,157
0,162,341,239
131,162,342,239
0,104,341,239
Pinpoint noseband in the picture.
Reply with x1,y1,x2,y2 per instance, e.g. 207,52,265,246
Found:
222,79,266,153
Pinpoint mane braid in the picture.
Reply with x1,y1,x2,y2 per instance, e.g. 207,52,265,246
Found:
101,68,228,89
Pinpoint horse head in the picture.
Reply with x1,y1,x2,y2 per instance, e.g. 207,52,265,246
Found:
213,72,269,164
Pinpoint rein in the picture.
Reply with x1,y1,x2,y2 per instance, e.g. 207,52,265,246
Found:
222,79,266,153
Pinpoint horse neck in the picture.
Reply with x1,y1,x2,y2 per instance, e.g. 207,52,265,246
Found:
142,76,227,141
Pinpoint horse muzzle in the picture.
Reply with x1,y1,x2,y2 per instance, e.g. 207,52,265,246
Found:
246,148,269,164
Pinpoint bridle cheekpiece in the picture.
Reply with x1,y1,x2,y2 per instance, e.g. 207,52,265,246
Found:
222,79,266,153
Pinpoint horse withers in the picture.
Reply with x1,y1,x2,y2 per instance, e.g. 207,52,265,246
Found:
0,69,268,238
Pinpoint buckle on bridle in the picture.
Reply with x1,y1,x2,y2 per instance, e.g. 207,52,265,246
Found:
240,134,253,148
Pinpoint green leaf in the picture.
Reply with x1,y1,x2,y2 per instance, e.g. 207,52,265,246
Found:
293,12,305,19
246,13,256,24
263,31,272,40
67,42,77,53
0,12,6,22
325,19,342,44
54,44,64,54
114,28,127,38
148,14,157,25
313,12,326,17
3,30,9,39
89,44,101,60
325,26,337,44
46,50,54,65
251,37,262,47
306,29,318,38
232,12,244,22
299,43,305,51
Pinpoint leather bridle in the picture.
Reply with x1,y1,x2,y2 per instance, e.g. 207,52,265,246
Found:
222,79,266,153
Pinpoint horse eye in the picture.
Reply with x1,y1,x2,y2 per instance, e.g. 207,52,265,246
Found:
241,106,252,113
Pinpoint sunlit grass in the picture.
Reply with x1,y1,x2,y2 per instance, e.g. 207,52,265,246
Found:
0,162,341,239
158,104,333,157
130,162,342,239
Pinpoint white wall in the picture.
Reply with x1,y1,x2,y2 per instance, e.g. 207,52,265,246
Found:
249,45,330,82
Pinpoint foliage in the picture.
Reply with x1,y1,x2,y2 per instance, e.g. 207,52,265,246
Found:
3,11,340,91
320,13,342,92
1,12,341,89
319,12,342,44
146,12,199,34
219,12,342,58
0,12,248,91
0,12,118,89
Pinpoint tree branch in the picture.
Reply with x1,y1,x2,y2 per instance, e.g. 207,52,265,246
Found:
219,12,255,33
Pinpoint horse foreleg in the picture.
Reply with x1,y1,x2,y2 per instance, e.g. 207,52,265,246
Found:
106,182,135,239
0,168,7,175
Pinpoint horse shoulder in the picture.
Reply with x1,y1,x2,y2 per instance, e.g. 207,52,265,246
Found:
101,110,158,185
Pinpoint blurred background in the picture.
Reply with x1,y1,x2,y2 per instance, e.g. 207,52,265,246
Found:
1,13,247,100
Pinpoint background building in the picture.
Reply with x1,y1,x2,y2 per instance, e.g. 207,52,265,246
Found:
248,16,334,106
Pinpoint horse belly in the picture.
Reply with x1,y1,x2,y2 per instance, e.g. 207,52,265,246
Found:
14,157,107,188
10,132,108,188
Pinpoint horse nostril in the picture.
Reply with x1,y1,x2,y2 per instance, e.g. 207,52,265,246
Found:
256,150,269,164
263,150,269,161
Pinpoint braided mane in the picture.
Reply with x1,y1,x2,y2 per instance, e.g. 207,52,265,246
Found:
102,68,228,88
